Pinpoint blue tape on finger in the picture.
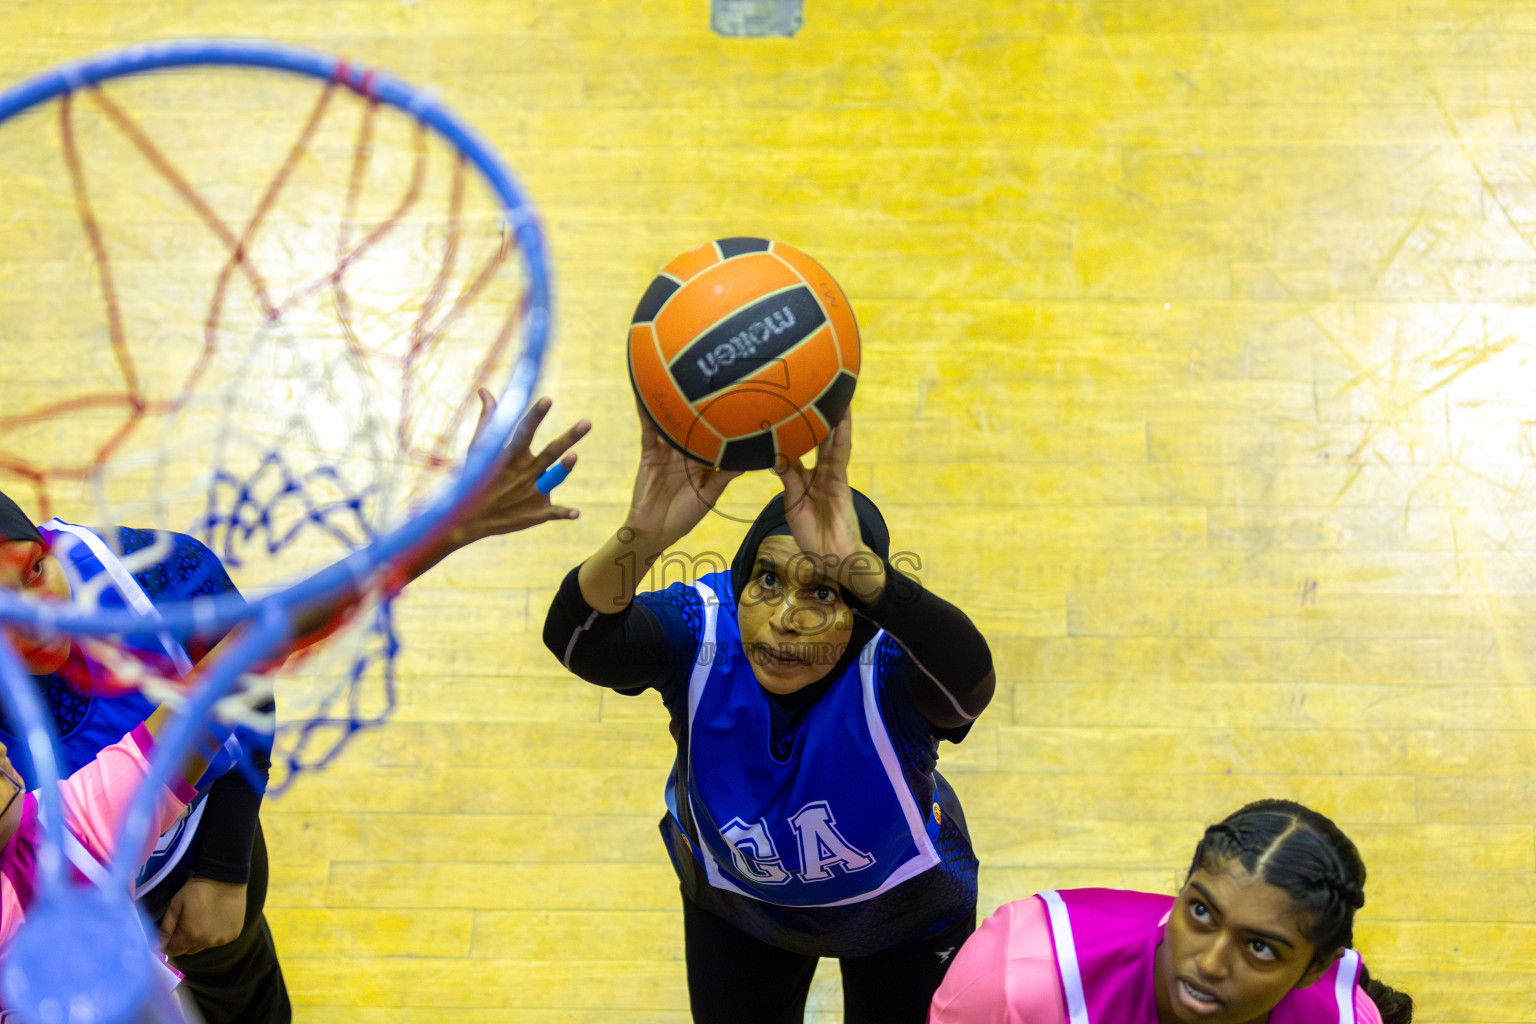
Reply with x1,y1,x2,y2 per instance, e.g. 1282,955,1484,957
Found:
536,462,571,494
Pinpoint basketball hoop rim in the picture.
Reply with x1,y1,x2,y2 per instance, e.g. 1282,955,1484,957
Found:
0,36,554,642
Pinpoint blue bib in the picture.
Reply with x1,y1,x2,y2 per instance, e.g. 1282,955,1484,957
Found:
677,572,940,907
6,522,240,894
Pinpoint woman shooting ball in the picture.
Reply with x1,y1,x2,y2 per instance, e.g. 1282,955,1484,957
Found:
544,407,996,1024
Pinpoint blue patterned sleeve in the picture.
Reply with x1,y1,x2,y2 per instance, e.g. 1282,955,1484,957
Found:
119,528,245,663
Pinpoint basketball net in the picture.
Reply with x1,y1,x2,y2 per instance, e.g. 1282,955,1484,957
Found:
0,54,536,792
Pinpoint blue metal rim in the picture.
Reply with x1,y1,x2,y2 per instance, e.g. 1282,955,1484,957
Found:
0,37,553,640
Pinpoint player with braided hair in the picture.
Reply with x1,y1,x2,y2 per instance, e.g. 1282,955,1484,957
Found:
928,798,1413,1024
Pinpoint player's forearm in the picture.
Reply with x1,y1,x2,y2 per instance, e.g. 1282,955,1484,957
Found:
543,566,680,688
394,512,495,588
576,522,671,614
191,774,263,884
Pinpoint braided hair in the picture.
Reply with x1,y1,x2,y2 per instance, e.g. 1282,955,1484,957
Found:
1187,799,1413,1024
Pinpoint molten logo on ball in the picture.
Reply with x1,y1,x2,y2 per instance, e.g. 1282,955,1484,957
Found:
676,289,825,401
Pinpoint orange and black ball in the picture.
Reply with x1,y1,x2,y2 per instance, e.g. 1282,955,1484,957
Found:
628,237,860,471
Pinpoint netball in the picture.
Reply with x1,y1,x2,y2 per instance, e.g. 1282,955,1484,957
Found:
628,237,860,471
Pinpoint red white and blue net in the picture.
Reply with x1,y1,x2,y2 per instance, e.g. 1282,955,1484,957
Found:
0,39,552,1022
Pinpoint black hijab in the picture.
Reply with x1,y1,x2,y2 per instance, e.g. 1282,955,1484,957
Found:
729,489,890,692
0,491,42,546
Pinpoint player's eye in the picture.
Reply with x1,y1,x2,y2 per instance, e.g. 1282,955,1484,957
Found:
22,560,43,587
758,571,781,591
1189,899,1212,923
813,585,836,603
1248,939,1277,961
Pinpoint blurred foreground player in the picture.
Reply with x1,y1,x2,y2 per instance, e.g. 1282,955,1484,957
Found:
0,392,587,1022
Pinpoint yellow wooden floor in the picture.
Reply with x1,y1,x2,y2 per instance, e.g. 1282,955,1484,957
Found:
3,1,1536,1021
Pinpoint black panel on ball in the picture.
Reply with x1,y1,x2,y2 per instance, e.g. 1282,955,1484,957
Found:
715,237,772,258
631,274,681,325
718,430,778,471
813,370,858,428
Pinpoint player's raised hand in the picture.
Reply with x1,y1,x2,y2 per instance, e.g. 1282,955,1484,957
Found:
279,391,589,646
398,391,587,591
453,389,589,543
625,398,740,550
774,410,884,603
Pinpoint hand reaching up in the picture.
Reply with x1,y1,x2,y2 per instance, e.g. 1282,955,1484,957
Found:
774,410,885,604
624,399,741,550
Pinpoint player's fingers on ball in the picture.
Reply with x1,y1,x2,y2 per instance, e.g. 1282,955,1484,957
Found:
776,457,808,492
812,408,849,463
634,397,660,439
698,467,740,502
822,419,846,459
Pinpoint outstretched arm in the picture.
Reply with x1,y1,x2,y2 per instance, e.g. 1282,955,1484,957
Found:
281,391,589,650
404,390,589,584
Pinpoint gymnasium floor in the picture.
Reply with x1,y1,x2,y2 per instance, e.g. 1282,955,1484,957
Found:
3,1,1535,1020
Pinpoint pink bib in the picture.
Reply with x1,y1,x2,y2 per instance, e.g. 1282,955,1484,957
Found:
1039,888,1364,1024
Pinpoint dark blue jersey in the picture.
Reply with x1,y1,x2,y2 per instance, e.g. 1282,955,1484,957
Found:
677,572,943,907
640,577,979,958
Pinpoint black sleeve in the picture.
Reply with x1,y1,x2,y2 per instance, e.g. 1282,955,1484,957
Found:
858,559,995,733
542,565,699,694
191,742,268,884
